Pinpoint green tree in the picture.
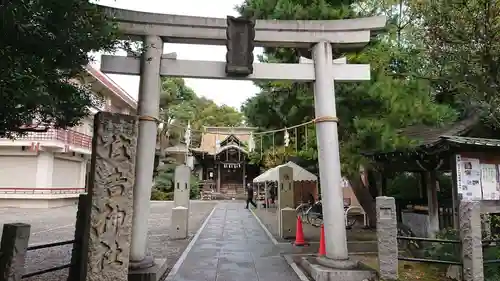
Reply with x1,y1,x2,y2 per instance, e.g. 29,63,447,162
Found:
153,77,244,200
152,156,200,200
158,77,244,148
0,1,118,137
238,0,456,224
410,0,500,127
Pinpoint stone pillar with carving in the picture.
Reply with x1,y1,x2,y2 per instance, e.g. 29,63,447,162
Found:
171,165,191,239
277,166,295,239
83,112,138,281
376,196,398,281
459,200,484,281
0,223,31,281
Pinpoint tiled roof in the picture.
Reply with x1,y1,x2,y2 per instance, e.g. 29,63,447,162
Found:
441,135,500,147
193,127,257,155
362,115,481,157
398,115,479,146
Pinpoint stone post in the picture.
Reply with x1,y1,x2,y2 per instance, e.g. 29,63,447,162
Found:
130,35,163,269
0,223,31,281
482,214,492,240
426,171,439,238
459,200,484,281
277,166,295,239
171,165,191,239
83,112,138,281
68,194,91,281
173,165,191,208
376,196,398,281
312,41,349,261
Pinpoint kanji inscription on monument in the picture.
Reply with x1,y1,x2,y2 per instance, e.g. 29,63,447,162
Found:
85,112,138,281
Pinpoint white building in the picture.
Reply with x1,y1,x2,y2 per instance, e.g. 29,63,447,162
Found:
0,65,137,208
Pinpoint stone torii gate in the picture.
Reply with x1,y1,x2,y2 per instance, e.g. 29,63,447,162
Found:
99,6,385,280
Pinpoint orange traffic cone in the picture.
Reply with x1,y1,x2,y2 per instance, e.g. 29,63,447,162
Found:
293,215,308,246
318,224,326,256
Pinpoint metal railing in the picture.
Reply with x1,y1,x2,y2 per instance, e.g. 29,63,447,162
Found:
3,128,92,150
482,238,500,265
0,195,89,280
397,236,463,266
22,240,77,279
0,187,86,194
395,199,454,229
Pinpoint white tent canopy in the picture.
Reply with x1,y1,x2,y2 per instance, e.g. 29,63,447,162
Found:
253,161,317,183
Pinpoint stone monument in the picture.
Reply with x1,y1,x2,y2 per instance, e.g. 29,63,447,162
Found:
82,112,137,281
277,166,295,238
171,165,191,239
376,196,398,281
459,200,483,281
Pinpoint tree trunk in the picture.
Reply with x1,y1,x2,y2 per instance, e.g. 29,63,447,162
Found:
348,167,377,228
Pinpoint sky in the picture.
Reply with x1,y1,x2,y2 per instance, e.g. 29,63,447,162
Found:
91,0,263,110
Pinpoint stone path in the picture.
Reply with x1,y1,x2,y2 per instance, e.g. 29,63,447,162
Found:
170,202,301,281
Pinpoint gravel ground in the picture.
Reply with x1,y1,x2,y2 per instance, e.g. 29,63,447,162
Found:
0,200,216,281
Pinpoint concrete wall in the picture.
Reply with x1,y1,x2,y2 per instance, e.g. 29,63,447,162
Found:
0,194,79,208
401,211,429,237
343,185,361,207
52,155,85,189
0,147,86,208
72,117,93,136
0,147,38,189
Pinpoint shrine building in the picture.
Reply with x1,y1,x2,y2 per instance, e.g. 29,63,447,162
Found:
190,126,260,199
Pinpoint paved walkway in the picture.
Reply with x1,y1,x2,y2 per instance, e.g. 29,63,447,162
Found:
170,202,302,281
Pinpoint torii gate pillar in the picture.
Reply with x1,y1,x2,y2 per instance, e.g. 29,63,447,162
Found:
312,41,350,263
129,35,163,270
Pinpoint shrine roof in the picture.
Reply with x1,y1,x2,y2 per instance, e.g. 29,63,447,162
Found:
361,115,497,172
191,126,257,155
364,115,479,157
397,115,479,146
441,135,500,147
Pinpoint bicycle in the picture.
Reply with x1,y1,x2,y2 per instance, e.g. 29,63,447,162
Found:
344,206,360,229
295,201,311,222
305,201,358,228
305,201,323,227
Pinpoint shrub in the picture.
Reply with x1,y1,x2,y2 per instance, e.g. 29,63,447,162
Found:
424,228,500,281
151,190,173,201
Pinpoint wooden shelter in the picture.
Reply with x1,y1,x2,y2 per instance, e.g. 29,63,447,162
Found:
364,116,500,237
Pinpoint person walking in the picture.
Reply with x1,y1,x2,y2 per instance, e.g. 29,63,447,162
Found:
270,185,276,204
245,183,257,209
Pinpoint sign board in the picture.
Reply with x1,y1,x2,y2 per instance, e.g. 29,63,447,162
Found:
225,16,255,76
455,154,500,200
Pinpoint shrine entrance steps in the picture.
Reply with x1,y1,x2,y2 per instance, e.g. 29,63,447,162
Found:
219,184,245,200
167,201,302,281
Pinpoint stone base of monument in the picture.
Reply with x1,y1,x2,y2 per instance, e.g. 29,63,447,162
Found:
128,258,168,281
298,255,377,281
170,206,189,240
279,207,296,239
